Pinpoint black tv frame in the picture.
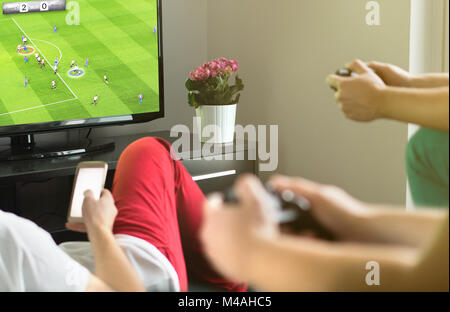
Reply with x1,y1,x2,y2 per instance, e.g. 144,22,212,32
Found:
0,0,165,138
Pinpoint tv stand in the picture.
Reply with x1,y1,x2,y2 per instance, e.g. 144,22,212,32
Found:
0,133,115,161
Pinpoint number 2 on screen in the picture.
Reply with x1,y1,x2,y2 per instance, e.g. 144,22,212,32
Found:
19,3,28,13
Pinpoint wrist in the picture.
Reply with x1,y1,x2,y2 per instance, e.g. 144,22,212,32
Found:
375,86,391,119
407,74,420,88
243,233,263,283
243,230,276,283
87,224,114,241
342,203,378,240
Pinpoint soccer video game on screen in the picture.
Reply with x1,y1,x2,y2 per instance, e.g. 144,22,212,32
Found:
0,0,160,127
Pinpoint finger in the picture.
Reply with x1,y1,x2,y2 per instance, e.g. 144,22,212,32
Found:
202,194,224,226
100,189,115,204
326,74,343,90
334,90,342,102
367,61,387,71
201,194,223,240
233,175,278,224
84,189,95,199
204,193,223,213
346,59,370,75
269,175,320,200
234,175,267,210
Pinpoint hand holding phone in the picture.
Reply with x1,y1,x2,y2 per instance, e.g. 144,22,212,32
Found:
67,162,108,224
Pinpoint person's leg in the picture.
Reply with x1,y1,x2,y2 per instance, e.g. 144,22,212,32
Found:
0,211,90,291
112,137,246,291
406,128,449,208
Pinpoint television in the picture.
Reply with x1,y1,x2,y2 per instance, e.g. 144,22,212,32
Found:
0,0,164,160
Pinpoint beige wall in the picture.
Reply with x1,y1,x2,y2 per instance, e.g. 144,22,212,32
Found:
207,0,410,204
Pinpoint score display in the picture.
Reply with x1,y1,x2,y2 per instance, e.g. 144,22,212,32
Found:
2,0,66,14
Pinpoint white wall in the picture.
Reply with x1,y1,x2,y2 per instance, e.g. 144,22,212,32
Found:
207,0,411,204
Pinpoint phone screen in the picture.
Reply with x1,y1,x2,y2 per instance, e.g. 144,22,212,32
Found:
70,167,106,218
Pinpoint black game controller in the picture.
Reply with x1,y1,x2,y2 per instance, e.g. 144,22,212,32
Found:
336,68,354,77
330,68,354,91
223,183,336,241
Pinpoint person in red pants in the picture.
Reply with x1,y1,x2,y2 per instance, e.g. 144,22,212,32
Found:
111,137,247,292
0,137,246,292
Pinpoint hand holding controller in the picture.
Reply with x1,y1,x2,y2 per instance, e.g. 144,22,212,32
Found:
223,183,336,241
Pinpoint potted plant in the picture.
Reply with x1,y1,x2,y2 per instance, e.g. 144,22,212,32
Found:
186,57,244,143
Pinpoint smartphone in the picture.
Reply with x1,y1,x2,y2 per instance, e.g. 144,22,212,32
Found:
68,161,108,223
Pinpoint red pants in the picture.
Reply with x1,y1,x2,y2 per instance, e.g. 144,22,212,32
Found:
111,137,246,292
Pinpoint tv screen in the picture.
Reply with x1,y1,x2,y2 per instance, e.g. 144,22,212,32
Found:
0,0,163,136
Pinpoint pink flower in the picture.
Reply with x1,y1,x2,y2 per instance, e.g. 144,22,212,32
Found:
194,68,204,80
230,60,239,72
209,61,219,70
190,58,240,81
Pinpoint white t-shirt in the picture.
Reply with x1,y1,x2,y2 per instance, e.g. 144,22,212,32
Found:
59,235,180,292
0,211,90,291
0,211,179,292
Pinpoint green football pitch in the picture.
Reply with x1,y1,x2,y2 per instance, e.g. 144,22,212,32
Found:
0,0,160,127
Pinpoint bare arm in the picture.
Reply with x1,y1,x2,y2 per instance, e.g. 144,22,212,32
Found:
344,205,448,248
246,219,448,292
88,227,145,292
411,73,449,88
246,235,417,292
380,87,449,132
265,177,450,291
269,176,448,248
367,61,449,88
201,175,449,292
67,190,145,292
327,60,449,131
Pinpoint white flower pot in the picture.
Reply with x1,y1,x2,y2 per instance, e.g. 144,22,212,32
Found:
195,104,237,144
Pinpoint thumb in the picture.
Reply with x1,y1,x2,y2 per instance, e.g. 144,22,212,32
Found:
346,59,371,75
367,61,388,72
326,74,344,91
234,175,276,222
269,175,321,203
84,189,95,199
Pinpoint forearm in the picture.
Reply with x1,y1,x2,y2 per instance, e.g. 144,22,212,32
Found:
88,228,145,292
246,235,419,292
347,207,447,248
410,73,449,88
380,87,449,131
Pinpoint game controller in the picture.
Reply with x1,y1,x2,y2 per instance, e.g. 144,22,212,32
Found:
223,183,336,241
330,68,355,91
335,68,354,77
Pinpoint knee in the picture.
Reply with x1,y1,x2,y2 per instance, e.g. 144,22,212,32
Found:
119,137,176,166
126,137,170,155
